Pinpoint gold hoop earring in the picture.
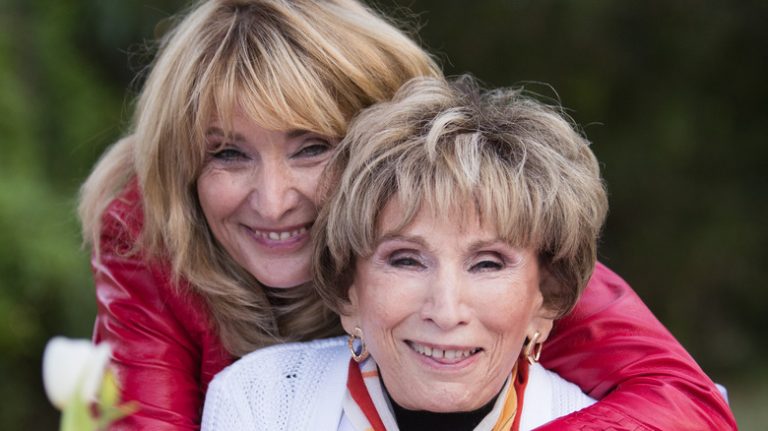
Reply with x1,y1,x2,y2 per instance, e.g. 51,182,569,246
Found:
347,327,369,363
524,331,543,365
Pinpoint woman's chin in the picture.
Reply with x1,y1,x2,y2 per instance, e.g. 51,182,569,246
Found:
257,276,310,289
242,256,312,289
251,268,311,289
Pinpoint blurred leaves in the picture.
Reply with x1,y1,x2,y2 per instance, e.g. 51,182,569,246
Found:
1,0,137,428
1,0,766,428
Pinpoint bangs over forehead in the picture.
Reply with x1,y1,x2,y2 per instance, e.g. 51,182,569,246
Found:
193,2,352,142
370,130,545,249
327,84,600,261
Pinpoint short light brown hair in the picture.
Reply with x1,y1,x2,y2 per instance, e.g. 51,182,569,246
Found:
79,0,440,356
314,76,608,317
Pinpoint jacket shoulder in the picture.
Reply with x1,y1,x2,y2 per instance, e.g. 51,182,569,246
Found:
99,178,144,255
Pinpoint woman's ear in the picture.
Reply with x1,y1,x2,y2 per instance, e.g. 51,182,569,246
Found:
528,316,555,344
530,267,558,343
339,284,360,334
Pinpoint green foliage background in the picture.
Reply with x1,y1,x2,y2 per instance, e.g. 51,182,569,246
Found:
1,0,765,428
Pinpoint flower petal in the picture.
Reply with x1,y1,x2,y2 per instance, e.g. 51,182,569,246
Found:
79,342,112,402
43,337,94,409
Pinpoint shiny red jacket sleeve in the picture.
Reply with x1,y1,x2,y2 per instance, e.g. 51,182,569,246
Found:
535,263,736,430
91,184,231,430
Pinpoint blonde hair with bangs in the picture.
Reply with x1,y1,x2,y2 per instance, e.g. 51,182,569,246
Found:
78,0,440,356
314,76,608,317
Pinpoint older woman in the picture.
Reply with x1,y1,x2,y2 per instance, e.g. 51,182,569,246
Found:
202,76,615,429
80,0,734,429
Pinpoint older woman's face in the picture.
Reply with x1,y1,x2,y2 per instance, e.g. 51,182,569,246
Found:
197,114,336,288
341,200,553,412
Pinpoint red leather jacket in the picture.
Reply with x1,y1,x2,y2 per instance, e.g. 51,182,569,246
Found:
92,182,736,430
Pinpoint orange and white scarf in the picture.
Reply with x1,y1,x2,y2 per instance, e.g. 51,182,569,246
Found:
342,358,530,431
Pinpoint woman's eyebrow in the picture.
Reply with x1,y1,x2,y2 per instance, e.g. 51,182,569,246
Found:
205,127,246,143
467,239,509,253
375,233,429,249
286,129,312,139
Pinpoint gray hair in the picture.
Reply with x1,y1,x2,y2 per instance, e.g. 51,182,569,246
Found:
314,76,608,317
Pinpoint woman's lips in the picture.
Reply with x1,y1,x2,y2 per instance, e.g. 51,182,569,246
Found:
250,226,308,240
244,224,311,250
406,340,482,365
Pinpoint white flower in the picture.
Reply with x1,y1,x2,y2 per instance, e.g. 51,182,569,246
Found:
42,337,112,410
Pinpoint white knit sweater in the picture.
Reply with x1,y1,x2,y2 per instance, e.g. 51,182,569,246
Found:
201,337,595,430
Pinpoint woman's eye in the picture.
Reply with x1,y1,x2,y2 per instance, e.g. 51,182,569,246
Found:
389,255,424,268
293,139,332,158
211,147,247,161
470,259,503,272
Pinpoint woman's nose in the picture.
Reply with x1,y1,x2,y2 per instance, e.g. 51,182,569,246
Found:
420,272,470,330
249,161,300,222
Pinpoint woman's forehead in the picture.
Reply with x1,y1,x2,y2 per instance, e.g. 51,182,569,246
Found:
212,108,340,142
376,196,485,235
373,193,533,251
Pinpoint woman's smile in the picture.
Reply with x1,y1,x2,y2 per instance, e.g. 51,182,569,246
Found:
406,340,482,365
243,223,312,250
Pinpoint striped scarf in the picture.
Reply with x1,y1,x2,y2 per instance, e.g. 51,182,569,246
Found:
343,357,529,431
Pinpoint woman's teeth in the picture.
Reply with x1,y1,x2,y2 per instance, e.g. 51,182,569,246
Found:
410,342,479,360
253,227,307,240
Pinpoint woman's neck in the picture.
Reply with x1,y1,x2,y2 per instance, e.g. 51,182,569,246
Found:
382,377,501,431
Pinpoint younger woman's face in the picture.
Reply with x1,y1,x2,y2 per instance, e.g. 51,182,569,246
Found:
196,114,336,288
